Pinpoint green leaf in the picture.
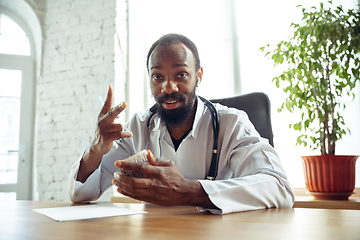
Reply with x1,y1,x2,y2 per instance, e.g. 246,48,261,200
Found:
260,1,360,155
293,123,302,131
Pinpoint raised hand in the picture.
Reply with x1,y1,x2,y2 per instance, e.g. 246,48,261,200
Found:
91,85,132,157
76,85,132,183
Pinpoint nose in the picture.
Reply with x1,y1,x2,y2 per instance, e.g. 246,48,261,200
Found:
161,79,179,94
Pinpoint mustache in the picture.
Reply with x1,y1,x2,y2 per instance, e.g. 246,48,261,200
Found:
156,93,186,103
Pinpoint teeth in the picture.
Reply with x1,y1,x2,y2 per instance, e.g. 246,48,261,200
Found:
166,101,176,104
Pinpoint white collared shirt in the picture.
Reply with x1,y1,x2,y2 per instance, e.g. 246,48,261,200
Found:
68,96,295,214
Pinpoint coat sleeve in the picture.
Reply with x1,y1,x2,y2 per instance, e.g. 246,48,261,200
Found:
198,110,295,214
67,111,150,203
68,141,134,203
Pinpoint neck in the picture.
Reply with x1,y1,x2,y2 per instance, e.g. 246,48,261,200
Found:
167,100,197,140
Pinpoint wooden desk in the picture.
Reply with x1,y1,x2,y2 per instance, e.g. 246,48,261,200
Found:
1,201,359,240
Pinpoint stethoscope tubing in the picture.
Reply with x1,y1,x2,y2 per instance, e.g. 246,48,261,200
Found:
147,96,220,180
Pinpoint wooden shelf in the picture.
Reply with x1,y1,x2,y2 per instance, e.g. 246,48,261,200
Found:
293,188,360,210
111,188,360,210
294,196,360,210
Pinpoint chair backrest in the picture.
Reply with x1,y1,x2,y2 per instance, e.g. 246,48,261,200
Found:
211,92,274,147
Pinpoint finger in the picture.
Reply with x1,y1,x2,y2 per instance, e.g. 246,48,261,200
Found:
114,172,151,189
119,131,133,139
98,115,133,138
97,101,127,124
112,178,120,187
113,131,133,139
115,160,149,172
112,176,150,198
147,150,157,165
99,122,124,133
114,160,161,179
112,179,134,197
116,181,151,198
106,101,127,121
117,186,167,206
115,186,144,200
113,171,121,181
99,85,113,116
114,153,171,174
147,150,173,167
103,131,133,144
99,123,130,136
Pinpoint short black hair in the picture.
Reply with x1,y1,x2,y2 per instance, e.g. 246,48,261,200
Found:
146,33,201,72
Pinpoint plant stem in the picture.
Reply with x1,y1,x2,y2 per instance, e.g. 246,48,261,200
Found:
318,46,327,155
327,41,336,154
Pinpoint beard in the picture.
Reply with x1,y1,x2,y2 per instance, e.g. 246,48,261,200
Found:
154,87,197,128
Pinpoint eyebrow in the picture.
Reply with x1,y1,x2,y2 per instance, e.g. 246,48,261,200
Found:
150,66,161,70
150,63,189,70
172,63,188,68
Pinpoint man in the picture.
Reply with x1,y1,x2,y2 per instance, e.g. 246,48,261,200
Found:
68,33,294,214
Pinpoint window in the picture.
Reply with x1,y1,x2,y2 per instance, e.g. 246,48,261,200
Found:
126,0,243,120
0,12,35,200
0,14,31,56
0,69,22,187
126,0,360,188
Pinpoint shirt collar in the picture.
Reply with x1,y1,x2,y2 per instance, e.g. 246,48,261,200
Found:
150,110,163,133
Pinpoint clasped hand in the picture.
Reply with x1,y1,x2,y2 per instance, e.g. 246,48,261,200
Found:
112,150,200,206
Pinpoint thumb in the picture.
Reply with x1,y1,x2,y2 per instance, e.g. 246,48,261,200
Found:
147,150,173,166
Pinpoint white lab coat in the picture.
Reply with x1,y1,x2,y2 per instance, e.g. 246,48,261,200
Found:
68,97,294,214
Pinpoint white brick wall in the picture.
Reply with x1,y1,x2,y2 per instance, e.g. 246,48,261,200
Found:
33,0,128,201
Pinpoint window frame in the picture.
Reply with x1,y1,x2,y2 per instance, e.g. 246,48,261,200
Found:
0,8,36,200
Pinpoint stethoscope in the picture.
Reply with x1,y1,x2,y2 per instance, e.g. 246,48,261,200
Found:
146,96,220,180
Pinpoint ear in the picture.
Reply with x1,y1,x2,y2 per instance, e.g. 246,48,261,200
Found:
196,67,203,85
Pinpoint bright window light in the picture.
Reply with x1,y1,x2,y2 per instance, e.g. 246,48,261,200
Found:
0,69,22,184
0,14,31,56
127,0,360,188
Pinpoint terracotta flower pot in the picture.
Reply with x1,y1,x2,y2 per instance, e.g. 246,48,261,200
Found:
301,155,358,200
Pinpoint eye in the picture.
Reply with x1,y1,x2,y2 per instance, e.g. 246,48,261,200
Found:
152,74,162,81
176,72,188,78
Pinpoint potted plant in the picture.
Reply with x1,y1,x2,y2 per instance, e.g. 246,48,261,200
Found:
260,1,360,200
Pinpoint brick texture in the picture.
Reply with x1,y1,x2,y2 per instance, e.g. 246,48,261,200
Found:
33,0,127,201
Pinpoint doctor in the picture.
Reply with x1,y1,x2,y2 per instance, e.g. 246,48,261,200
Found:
68,33,294,214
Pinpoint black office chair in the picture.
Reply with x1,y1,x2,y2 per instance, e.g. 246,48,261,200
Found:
211,92,274,147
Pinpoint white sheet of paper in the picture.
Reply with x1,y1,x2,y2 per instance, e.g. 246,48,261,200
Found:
33,204,147,222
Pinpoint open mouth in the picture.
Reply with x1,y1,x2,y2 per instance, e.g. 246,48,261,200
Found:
162,99,180,110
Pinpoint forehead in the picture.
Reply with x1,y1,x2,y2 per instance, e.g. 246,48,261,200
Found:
148,43,196,70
